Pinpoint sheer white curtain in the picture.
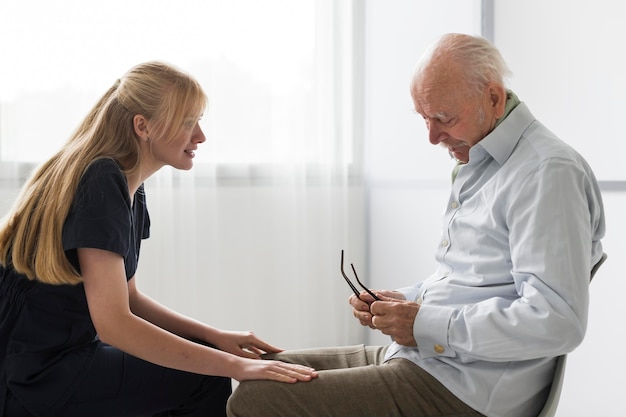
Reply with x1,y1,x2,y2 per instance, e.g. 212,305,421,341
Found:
0,0,366,349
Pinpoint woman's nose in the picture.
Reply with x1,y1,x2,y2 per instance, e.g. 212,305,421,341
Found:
194,124,206,143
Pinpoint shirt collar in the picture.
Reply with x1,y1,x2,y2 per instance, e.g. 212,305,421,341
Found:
494,90,520,129
474,91,534,166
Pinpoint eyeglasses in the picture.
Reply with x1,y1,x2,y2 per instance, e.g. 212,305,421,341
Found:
340,249,380,301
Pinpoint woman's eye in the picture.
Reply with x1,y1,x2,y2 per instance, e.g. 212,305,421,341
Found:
184,115,202,129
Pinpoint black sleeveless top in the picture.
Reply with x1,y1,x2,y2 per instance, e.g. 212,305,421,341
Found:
0,159,150,416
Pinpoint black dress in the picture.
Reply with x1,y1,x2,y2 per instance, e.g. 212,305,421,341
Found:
0,158,148,415
0,159,231,417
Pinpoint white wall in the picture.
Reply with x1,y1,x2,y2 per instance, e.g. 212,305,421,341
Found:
363,0,624,415
494,0,626,182
136,176,367,351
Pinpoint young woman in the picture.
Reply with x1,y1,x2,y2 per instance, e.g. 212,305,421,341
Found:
0,61,317,417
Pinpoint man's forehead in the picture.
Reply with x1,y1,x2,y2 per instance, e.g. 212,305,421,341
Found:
413,87,459,119
413,72,464,117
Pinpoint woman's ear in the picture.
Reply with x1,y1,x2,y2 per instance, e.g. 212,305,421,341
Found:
133,114,150,141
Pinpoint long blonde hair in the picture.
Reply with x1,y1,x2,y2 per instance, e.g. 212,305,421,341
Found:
0,61,207,285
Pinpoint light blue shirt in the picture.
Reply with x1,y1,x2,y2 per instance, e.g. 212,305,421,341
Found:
384,102,606,417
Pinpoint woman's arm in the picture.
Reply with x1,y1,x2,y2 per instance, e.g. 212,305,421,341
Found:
79,247,317,382
127,276,281,359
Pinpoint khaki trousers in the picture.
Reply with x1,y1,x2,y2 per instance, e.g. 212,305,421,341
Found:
227,345,485,417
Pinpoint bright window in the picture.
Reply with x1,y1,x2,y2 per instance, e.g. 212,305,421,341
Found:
0,0,360,168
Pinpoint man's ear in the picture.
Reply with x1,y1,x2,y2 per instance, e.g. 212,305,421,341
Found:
487,83,507,119
133,114,150,141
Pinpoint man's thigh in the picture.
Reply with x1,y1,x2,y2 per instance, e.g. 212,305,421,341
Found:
228,346,484,417
264,344,387,370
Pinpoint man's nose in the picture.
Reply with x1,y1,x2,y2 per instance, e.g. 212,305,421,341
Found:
428,124,444,145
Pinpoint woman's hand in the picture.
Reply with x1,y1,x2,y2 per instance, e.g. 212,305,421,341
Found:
212,331,318,383
213,330,283,359
233,358,318,383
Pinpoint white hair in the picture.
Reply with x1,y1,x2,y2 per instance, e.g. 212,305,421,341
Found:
413,33,512,97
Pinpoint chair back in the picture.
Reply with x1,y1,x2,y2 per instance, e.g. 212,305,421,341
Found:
590,252,607,282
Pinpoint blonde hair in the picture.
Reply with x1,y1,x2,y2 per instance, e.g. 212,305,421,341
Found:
0,61,207,285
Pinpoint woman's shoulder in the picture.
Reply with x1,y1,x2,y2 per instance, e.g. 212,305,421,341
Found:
84,158,124,177
79,158,127,188
74,158,129,206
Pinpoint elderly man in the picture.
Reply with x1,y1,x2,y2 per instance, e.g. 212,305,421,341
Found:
226,33,605,417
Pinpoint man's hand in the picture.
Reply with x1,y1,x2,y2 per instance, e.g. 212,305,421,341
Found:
370,296,419,346
349,290,419,346
349,290,410,329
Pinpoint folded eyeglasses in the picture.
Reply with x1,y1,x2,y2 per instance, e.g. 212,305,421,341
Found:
340,249,380,301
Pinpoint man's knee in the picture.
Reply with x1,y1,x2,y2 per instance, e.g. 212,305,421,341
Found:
228,379,303,417
227,381,262,417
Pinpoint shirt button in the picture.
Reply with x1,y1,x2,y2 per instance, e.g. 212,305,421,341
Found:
451,202,458,209
434,344,445,354
441,240,449,247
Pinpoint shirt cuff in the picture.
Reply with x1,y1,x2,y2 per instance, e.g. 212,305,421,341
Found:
414,303,456,359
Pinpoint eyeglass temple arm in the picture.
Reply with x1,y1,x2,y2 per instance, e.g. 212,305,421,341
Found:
341,250,362,298
350,263,381,301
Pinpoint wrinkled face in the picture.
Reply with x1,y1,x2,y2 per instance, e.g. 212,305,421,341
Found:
411,65,498,163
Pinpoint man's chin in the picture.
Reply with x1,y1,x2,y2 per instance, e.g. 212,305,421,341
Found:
449,150,469,163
